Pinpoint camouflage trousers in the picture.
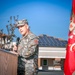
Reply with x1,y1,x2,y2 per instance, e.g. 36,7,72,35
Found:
25,62,35,75
17,58,38,75
17,63,38,75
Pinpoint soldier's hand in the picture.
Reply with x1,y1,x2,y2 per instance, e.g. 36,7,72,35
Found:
12,44,18,52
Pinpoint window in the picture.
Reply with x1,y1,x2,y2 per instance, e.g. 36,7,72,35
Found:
43,59,48,66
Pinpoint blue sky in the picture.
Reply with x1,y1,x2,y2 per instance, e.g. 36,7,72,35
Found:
0,0,72,41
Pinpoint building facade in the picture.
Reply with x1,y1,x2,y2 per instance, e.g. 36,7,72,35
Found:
38,34,67,71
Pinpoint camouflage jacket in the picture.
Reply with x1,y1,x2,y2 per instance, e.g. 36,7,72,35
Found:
18,32,38,59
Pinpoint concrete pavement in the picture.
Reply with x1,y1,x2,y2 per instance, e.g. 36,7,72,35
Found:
37,70,64,75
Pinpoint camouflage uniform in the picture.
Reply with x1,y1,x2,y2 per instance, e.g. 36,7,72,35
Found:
17,32,38,75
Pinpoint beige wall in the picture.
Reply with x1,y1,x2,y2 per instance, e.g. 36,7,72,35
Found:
38,58,63,70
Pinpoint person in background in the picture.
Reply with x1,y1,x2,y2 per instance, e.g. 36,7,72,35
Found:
16,19,39,75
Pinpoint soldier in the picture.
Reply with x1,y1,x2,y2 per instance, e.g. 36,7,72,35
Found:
16,19,39,75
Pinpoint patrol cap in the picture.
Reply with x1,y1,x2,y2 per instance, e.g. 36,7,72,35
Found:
16,19,28,27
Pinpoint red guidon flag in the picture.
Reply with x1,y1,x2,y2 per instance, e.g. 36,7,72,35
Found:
64,0,75,75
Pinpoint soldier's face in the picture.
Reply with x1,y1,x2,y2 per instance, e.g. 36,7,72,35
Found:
18,24,29,36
